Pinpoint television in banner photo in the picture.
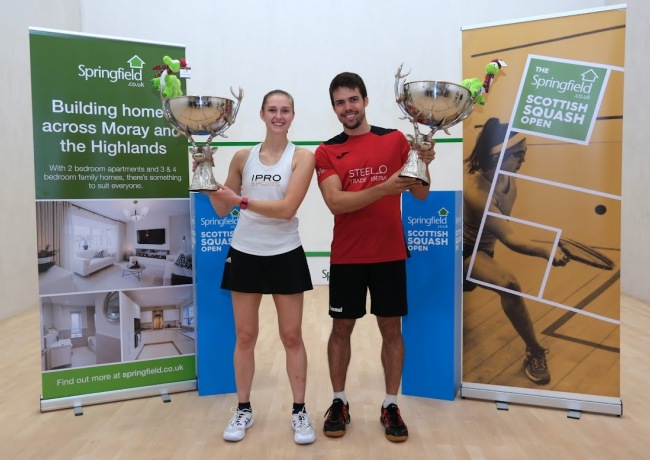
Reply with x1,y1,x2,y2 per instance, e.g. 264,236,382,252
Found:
137,228,165,245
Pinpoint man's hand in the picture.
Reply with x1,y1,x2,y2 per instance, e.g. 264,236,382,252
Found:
384,171,421,195
416,136,436,165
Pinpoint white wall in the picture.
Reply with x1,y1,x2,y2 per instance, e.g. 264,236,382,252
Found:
4,0,649,321
78,0,613,254
619,1,650,301
77,0,613,164
0,0,82,320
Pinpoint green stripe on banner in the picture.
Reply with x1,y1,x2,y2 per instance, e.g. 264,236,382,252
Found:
305,252,330,257
42,355,196,399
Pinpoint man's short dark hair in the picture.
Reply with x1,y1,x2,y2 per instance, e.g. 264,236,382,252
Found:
328,72,368,106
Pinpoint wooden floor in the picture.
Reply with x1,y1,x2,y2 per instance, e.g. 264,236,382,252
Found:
1,286,649,459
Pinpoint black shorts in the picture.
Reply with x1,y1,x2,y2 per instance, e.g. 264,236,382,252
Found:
328,260,407,319
221,246,313,294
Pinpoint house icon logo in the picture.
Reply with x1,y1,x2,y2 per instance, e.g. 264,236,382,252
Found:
128,55,145,69
581,69,599,83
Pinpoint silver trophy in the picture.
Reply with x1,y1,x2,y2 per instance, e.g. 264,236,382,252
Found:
162,89,243,191
395,64,480,185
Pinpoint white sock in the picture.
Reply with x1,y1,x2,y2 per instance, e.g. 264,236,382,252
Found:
333,391,347,405
383,394,398,408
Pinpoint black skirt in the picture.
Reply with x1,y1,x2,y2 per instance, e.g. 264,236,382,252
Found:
221,246,313,294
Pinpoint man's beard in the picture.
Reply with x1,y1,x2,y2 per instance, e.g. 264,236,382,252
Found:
341,112,363,130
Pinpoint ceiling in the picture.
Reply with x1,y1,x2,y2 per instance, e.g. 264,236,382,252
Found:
42,285,193,308
68,198,191,223
123,285,193,307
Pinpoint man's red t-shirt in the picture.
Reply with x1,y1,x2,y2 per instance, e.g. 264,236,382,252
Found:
315,126,410,264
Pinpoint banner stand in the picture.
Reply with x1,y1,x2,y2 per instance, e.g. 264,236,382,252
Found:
460,383,622,417
40,380,196,413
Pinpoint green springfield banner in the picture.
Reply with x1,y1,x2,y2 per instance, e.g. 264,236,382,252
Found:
30,28,187,199
461,6,624,416
42,355,195,400
512,55,610,144
30,28,197,411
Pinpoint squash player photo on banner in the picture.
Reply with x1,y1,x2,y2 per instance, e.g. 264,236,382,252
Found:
461,7,623,410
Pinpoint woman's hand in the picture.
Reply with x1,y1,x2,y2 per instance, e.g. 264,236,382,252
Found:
201,182,235,203
200,183,242,217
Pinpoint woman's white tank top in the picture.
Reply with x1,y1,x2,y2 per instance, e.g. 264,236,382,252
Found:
230,142,302,256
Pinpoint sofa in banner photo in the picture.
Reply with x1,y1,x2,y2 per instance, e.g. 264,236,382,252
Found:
72,249,116,277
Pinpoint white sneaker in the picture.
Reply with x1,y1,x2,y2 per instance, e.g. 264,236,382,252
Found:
292,409,316,445
223,407,253,442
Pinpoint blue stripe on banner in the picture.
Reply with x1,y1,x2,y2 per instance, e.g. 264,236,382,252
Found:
193,193,237,395
401,191,462,400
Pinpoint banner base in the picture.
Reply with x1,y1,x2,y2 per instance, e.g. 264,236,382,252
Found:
40,379,197,413
460,382,622,416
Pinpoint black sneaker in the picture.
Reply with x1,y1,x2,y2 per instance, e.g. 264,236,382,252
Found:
523,348,551,385
323,398,350,437
380,403,408,442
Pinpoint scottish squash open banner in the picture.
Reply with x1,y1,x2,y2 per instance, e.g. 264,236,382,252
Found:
30,28,197,412
460,6,624,416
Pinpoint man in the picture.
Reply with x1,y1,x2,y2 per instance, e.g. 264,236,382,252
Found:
314,72,434,442
463,117,568,385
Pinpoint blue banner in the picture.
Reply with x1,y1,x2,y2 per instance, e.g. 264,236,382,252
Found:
193,193,237,395
402,191,462,400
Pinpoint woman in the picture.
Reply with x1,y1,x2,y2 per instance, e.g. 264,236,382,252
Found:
463,117,567,385
203,89,315,445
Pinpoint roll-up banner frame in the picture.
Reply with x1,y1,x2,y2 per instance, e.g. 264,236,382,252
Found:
460,5,625,417
30,28,197,413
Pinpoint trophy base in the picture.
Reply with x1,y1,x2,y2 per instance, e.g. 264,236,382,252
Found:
190,162,219,191
400,149,430,186
189,186,220,192
398,172,429,187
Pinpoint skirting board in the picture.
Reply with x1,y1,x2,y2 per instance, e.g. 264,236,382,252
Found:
460,382,622,416
40,379,197,413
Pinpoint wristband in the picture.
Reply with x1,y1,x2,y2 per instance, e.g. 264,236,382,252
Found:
240,196,248,210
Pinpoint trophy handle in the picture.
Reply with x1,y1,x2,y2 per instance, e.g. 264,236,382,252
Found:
203,87,244,145
158,70,173,124
395,64,415,122
229,86,244,123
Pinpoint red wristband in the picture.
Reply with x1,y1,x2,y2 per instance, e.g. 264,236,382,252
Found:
240,197,248,210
